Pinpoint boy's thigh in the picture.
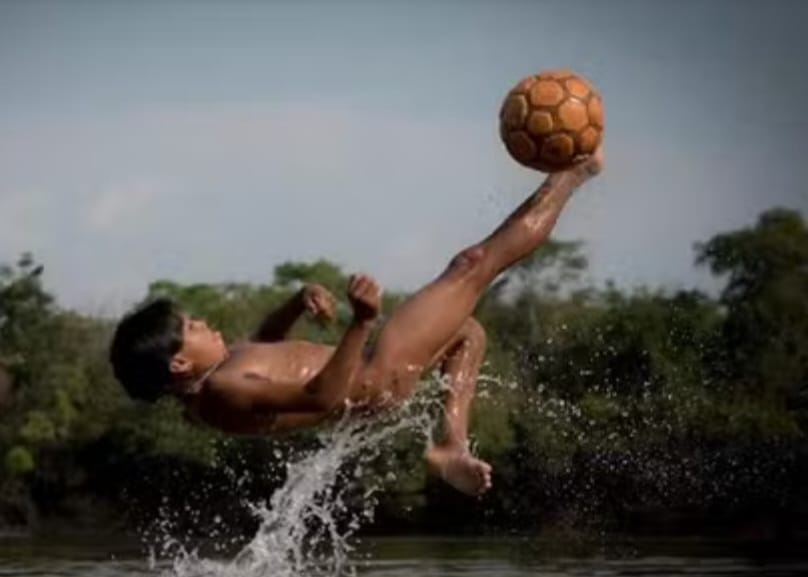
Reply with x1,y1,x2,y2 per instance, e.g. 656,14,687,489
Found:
370,315,480,376
368,309,450,379
355,325,462,405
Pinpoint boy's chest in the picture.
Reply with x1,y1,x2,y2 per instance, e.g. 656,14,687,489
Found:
228,342,334,385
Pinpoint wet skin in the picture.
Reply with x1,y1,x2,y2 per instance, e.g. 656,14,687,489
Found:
172,149,605,496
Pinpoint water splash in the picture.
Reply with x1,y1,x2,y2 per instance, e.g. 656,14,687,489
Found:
475,370,795,533
152,387,440,577
140,362,796,573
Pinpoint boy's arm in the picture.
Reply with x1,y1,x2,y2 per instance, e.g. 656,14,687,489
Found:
251,284,336,342
221,275,380,413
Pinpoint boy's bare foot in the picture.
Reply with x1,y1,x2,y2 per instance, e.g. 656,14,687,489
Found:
426,445,493,496
573,146,604,181
531,146,604,204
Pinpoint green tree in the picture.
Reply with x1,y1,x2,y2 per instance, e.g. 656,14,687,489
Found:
274,259,347,294
696,208,808,408
0,254,56,473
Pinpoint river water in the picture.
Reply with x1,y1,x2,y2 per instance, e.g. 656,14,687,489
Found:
1,535,807,577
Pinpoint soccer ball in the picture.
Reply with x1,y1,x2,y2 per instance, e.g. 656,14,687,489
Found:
499,70,604,172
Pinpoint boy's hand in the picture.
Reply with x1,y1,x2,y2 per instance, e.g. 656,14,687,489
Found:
347,274,381,323
301,284,337,323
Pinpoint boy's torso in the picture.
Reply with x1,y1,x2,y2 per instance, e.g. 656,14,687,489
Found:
184,340,391,435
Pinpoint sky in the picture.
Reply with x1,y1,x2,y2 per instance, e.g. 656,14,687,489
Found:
1,0,806,315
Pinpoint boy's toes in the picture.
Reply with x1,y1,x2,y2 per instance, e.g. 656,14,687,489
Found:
579,146,604,178
427,447,493,497
476,461,493,495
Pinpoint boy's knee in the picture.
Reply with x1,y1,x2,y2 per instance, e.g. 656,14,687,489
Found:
462,317,487,350
445,246,489,281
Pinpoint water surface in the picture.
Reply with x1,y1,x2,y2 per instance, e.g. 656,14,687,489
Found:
1,536,806,577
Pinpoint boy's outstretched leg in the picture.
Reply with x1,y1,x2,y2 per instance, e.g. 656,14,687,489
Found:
368,148,604,397
424,318,491,496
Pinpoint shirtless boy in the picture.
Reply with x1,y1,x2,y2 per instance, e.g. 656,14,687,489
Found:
110,149,603,497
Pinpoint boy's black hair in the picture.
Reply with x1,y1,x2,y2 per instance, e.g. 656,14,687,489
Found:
109,298,184,403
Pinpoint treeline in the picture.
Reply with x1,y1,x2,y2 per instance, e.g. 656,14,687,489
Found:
0,208,806,542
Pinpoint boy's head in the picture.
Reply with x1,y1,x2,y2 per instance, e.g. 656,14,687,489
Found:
109,298,227,402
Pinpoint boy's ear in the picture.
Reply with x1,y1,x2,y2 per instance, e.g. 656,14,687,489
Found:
170,354,192,378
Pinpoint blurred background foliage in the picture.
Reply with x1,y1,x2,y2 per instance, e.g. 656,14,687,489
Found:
0,208,806,539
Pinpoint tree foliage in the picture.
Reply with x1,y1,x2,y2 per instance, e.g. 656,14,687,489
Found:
697,209,808,402
0,209,805,535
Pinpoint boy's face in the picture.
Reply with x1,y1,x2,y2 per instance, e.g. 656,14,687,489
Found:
170,315,228,378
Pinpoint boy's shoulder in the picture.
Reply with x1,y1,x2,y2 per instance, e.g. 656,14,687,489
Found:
203,354,275,403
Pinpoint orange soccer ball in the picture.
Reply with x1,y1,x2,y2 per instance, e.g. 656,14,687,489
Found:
499,70,604,172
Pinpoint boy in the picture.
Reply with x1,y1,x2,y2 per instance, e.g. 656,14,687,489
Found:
110,149,603,497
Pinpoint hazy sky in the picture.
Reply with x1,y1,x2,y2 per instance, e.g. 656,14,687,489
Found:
1,0,806,314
